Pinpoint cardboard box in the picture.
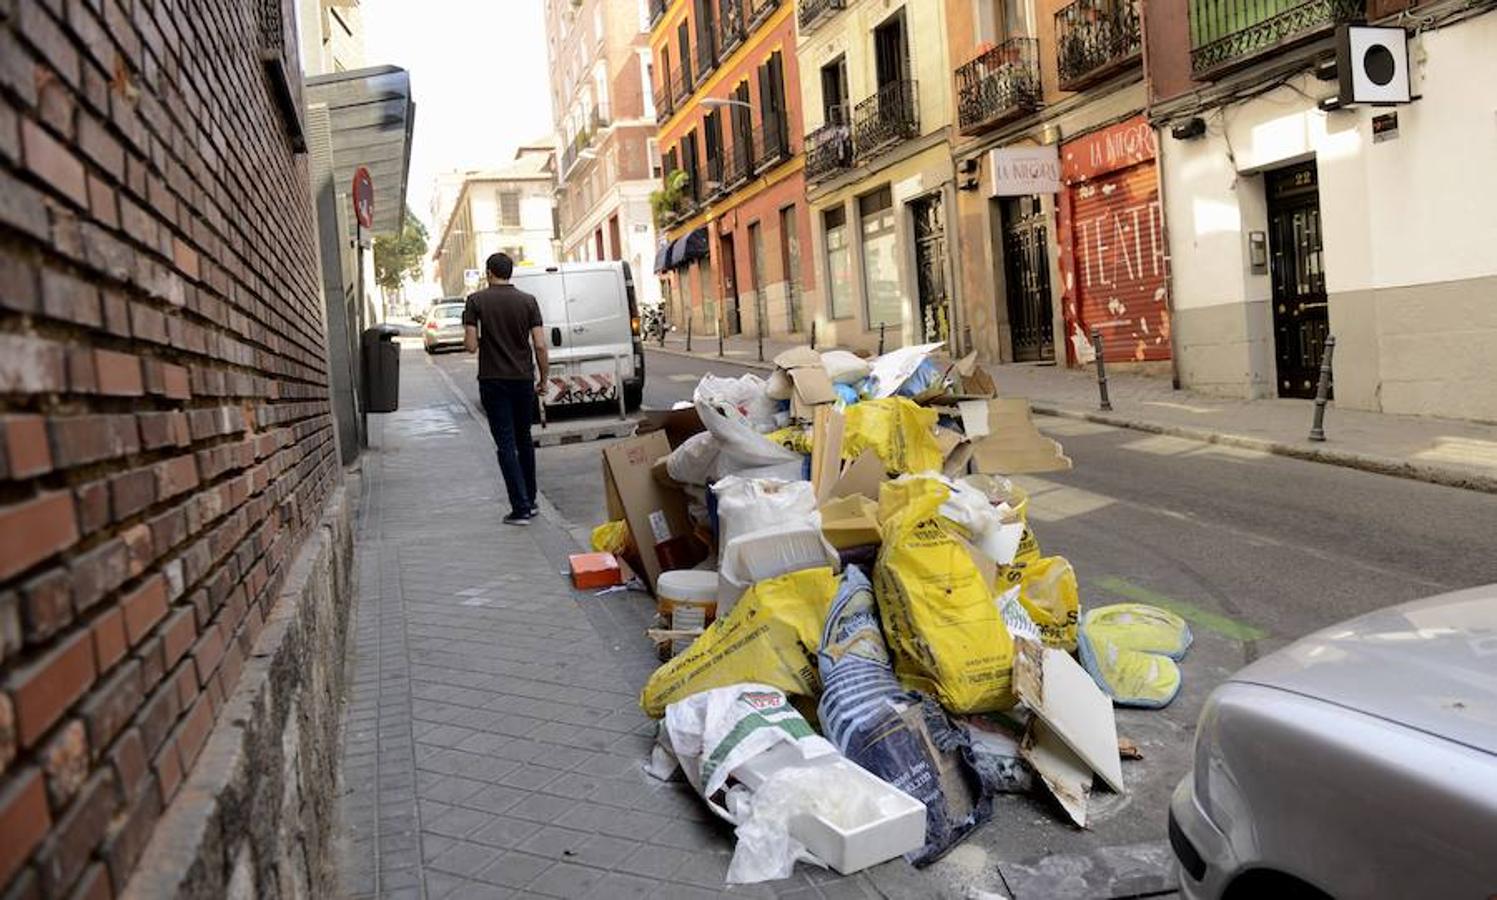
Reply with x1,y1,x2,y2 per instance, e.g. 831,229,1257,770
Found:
603,432,698,592
636,406,705,449
773,346,837,420
569,552,622,589
819,494,881,550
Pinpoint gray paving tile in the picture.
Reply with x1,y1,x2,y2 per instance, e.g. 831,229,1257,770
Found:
475,850,554,889
469,814,545,850
569,833,642,869
429,840,506,879
516,825,591,860
671,850,734,888
504,792,578,824
580,870,667,899
527,862,607,898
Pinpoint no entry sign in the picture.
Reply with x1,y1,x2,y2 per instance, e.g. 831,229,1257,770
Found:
352,166,374,229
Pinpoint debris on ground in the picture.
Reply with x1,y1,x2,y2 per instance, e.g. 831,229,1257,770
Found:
582,342,1191,883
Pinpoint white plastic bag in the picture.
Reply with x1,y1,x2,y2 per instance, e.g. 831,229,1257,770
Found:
666,432,721,486
694,375,800,473
713,476,818,550
865,342,945,398
726,764,897,884
820,350,870,385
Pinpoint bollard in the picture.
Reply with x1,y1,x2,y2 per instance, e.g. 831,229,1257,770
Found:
810,320,817,350
658,316,666,347
1091,327,1112,411
686,316,693,353
1308,335,1337,442
878,322,887,355
757,327,764,363
718,324,724,357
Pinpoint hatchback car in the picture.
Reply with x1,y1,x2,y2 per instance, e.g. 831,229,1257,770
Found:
1170,584,1497,899
422,300,467,353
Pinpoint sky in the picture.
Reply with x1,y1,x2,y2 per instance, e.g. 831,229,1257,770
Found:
362,0,555,236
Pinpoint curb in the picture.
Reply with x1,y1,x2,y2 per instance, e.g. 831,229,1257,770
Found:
1030,403,1497,495
646,343,776,372
644,346,1497,495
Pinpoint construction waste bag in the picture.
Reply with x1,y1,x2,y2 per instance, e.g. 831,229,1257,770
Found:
641,567,838,718
873,477,1017,714
842,398,943,475
999,524,1043,589
1077,604,1192,708
818,566,996,866
1017,557,1080,652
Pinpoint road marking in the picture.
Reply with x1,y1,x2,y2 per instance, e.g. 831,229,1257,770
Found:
1094,575,1270,643
666,373,699,382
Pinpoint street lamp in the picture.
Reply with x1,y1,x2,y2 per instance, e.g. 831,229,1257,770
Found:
698,97,753,110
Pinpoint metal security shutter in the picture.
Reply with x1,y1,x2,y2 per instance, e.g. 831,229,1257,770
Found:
1068,162,1169,363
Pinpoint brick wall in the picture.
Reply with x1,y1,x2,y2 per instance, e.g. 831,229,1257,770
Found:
0,1,339,897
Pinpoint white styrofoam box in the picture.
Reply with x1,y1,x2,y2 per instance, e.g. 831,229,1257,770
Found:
733,743,927,875
716,523,839,619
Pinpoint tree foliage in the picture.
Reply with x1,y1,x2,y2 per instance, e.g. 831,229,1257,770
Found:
373,208,429,292
649,169,691,229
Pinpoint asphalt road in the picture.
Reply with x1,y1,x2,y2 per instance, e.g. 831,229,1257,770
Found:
422,344,1497,891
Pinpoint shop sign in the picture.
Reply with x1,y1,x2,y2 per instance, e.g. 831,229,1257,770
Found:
989,145,1061,196
1061,116,1158,183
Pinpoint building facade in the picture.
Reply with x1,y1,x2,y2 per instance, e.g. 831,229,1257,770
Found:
799,0,958,355
432,148,559,299
650,0,814,341
1147,0,1497,419
298,0,366,75
547,0,663,308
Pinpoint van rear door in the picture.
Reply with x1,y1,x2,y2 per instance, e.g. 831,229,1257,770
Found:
512,267,569,365
563,265,635,382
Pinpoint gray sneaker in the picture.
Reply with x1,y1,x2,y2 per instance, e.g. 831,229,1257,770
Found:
503,512,531,526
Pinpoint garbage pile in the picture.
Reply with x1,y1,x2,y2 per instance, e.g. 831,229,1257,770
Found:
581,344,1192,884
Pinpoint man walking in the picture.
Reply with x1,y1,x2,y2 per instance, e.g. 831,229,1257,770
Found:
463,252,548,525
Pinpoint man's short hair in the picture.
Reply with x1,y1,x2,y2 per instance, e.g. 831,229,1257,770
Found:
486,252,514,280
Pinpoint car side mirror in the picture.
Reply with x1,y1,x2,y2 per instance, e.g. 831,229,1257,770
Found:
550,326,562,347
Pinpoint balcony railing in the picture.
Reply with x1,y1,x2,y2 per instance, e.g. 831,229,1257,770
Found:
696,21,719,79
746,0,780,29
955,39,1041,135
853,80,919,159
719,0,746,53
721,138,753,191
1055,0,1142,91
1190,0,1362,77
648,0,667,27
799,0,846,32
805,113,853,184
653,81,673,122
753,118,791,173
705,150,725,198
671,65,693,106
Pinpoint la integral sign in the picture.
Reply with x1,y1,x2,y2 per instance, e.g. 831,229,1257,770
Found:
989,145,1061,197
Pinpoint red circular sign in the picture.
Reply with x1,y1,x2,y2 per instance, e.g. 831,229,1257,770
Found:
352,166,374,229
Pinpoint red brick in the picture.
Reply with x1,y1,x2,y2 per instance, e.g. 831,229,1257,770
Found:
152,454,197,500
146,506,187,554
134,681,177,758
0,692,14,772
102,778,160,892
39,268,100,327
86,174,117,228
17,2,81,87
75,113,123,180
136,411,188,451
78,660,140,754
20,118,87,208
0,769,51,887
0,492,79,581
119,524,153,576
73,480,109,536
69,539,128,612
0,333,67,393
91,349,143,397
49,415,139,469
100,291,130,338
89,608,126,673
66,347,97,394
174,693,213,771
217,637,244,698
66,862,112,900
0,253,40,314
107,470,155,522
38,718,88,808
119,575,166,646
159,609,194,670
172,661,197,711
170,238,199,280
160,363,190,400
7,629,95,748
109,727,147,805
20,568,73,644
2,415,52,479
151,737,181,804
134,636,165,699
127,302,167,346
189,625,224,689
36,768,116,896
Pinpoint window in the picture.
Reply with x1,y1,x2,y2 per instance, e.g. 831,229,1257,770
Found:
504,245,525,262
641,53,656,118
648,138,663,178
874,11,909,87
824,207,853,319
704,108,723,187
680,130,700,202
859,187,902,328
499,191,522,227
820,56,849,125
757,51,788,157
677,20,693,88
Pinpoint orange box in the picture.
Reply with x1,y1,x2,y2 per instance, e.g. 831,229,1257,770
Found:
569,552,622,590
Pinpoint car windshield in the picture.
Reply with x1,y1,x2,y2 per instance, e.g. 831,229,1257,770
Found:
435,304,464,321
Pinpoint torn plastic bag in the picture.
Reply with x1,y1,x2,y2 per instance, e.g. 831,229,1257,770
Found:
842,398,943,474
1017,557,1080,652
1077,604,1191,708
894,358,947,398
695,374,801,473
818,567,996,866
590,519,631,555
640,567,837,717
713,476,819,550
865,342,945,398
666,431,720,486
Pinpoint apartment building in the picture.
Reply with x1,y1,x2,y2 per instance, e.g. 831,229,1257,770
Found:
650,0,813,340
433,147,559,298
546,0,664,307
798,0,959,355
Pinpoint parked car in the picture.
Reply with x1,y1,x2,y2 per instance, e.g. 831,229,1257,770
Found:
422,300,467,353
510,260,645,411
1169,584,1497,899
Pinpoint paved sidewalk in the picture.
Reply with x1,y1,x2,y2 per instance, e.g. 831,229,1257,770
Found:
647,333,1497,493
336,351,901,899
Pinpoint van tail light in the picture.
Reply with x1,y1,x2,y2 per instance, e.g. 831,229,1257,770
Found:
426,320,438,329
630,315,641,336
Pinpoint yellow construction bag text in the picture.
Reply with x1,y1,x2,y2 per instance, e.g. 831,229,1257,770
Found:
640,567,838,718
1017,556,1079,651
873,477,1016,713
842,398,942,474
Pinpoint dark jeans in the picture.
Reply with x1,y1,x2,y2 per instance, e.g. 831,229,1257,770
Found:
478,378,537,515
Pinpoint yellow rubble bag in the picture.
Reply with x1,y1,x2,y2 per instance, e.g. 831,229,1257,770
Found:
767,425,814,455
842,398,943,474
641,567,838,718
873,477,1016,713
1077,603,1192,708
591,519,631,555
1017,556,1079,652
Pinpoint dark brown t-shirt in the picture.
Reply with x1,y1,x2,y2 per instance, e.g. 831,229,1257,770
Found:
462,284,543,381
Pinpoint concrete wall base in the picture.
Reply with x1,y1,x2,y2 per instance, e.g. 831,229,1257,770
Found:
121,480,356,900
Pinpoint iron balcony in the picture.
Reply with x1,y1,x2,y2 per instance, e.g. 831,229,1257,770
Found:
648,0,667,28
805,105,853,183
853,79,920,160
746,0,780,30
653,81,673,122
719,0,746,53
721,138,753,192
1190,0,1363,78
1055,0,1143,91
671,65,693,106
799,0,846,33
955,39,1041,136
753,118,791,173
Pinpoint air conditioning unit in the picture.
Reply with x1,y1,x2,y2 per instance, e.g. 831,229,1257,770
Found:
1336,25,1411,105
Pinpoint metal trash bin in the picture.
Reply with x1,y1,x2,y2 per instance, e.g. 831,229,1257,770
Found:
362,324,400,413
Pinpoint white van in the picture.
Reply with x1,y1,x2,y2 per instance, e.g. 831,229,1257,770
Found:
510,260,645,411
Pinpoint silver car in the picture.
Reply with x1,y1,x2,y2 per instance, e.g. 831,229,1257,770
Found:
1170,585,1497,899
422,300,467,353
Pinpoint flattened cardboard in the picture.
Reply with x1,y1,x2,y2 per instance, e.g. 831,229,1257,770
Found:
810,406,845,504
969,399,1072,474
603,432,693,593
828,449,885,502
819,494,881,549
1017,646,1126,794
775,345,838,420
933,425,965,459
637,407,705,449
